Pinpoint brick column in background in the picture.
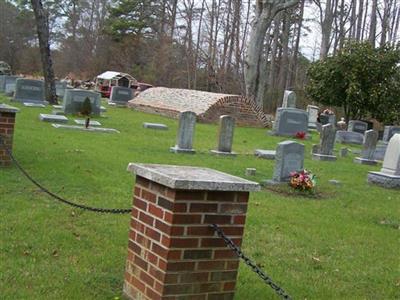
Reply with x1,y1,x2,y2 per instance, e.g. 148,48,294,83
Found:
0,104,19,167
124,163,260,300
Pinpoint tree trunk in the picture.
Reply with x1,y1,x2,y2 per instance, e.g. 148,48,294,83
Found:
369,0,377,46
30,0,57,104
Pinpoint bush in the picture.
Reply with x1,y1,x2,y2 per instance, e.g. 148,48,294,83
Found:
306,42,400,124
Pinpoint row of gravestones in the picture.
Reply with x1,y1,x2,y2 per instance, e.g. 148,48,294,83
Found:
277,90,400,161
170,111,400,189
0,76,134,115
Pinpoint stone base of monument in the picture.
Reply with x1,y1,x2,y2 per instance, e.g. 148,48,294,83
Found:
367,172,400,189
312,153,337,161
254,149,276,159
354,157,378,165
52,110,65,115
52,105,63,109
210,149,237,156
74,119,102,126
170,146,195,154
52,124,120,133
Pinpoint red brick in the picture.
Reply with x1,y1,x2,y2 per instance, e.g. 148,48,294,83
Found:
207,191,235,202
223,282,236,291
158,196,174,211
197,261,226,270
136,176,150,188
145,226,161,242
216,226,244,236
219,204,247,214
225,260,239,270
167,250,182,260
170,226,185,236
155,219,171,235
204,215,232,224
172,214,202,224
175,191,205,201
146,286,162,300
236,192,249,202
164,211,173,223
134,186,141,197
134,197,147,212
233,215,246,225
164,273,179,284
152,242,168,259
150,181,167,195
142,189,157,203
149,203,164,219
139,211,154,226
170,238,199,248
179,272,210,283
131,275,146,293
140,270,155,287
174,203,187,212
187,226,214,236
190,203,218,213
149,265,166,282
214,249,236,259
158,258,167,270
166,261,195,271
161,235,171,247
134,255,149,271
128,240,142,255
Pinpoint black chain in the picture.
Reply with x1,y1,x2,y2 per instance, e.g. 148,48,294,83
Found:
211,224,292,300
1,136,131,214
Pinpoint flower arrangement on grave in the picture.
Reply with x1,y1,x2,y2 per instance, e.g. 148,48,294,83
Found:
80,97,92,129
294,131,306,139
322,108,334,115
289,169,316,191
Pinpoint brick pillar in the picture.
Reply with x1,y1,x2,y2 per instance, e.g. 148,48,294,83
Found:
124,163,260,300
0,104,19,167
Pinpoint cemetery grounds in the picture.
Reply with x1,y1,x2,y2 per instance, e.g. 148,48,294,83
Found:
0,95,399,299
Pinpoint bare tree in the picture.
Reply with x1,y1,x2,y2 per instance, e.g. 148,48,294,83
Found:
30,0,57,104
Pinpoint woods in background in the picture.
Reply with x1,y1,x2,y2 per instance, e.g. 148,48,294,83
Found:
1,0,399,113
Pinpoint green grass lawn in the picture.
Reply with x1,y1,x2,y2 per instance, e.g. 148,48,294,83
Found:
0,95,399,299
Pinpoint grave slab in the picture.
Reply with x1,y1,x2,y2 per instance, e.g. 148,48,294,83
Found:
143,122,168,130
52,124,119,133
74,119,102,126
39,114,68,123
245,168,256,176
336,130,364,145
254,149,276,159
24,102,46,108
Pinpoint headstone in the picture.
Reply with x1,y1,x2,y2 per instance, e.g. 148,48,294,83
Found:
254,149,276,160
367,134,400,188
0,75,5,92
340,148,348,157
307,105,319,129
245,168,256,176
13,78,45,103
282,90,296,108
335,130,364,145
55,81,67,98
348,120,368,134
74,119,102,126
3,76,20,96
52,124,119,133
313,124,337,161
170,111,196,153
143,122,168,130
319,113,336,126
382,126,400,143
39,114,68,123
109,86,134,105
354,130,379,165
211,115,236,156
263,141,305,184
373,143,387,161
272,108,308,137
62,89,101,116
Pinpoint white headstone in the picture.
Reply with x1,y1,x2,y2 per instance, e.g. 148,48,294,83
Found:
282,90,296,108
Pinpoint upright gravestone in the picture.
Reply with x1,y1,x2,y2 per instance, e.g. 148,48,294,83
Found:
109,86,134,105
55,81,67,98
0,75,5,92
211,115,236,156
313,123,337,161
348,120,368,134
383,126,400,143
4,76,20,96
319,113,336,126
335,130,364,145
263,141,305,184
272,108,308,137
354,130,379,165
307,105,319,129
170,111,196,154
62,89,101,116
282,90,296,108
13,78,45,103
367,134,400,188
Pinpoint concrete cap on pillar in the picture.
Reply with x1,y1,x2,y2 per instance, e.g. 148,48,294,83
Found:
127,163,260,191
0,103,19,113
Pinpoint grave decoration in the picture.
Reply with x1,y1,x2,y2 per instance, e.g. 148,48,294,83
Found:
289,169,316,192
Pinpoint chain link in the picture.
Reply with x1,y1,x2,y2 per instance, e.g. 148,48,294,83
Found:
1,135,131,214
211,224,292,300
